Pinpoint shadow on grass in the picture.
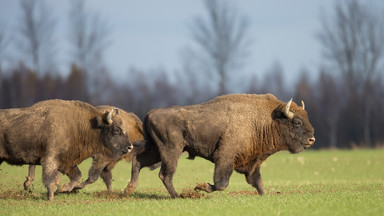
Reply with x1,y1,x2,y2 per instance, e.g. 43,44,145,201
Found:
92,188,208,200
128,192,170,200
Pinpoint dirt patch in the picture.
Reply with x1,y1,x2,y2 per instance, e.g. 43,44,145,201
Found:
0,189,43,200
228,190,283,196
180,188,207,199
93,190,126,200
228,190,259,196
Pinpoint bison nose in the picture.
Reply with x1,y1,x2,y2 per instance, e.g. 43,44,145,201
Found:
127,144,133,152
308,137,315,145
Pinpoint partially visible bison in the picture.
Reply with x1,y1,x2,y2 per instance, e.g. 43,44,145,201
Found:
125,94,315,197
23,105,144,193
0,100,133,200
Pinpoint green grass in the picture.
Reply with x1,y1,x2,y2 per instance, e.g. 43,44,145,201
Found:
1,149,383,215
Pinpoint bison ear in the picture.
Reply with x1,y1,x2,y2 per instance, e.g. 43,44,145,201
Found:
271,107,284,120
95,116,105,129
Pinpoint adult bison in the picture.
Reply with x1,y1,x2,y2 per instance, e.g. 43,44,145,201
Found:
125,94,315,198
23,105,144,193
0,100,133,200
74,105,144,191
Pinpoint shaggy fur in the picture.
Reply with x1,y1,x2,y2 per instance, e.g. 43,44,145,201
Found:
23,105,144,192
125,94,315,198
0,100,132,200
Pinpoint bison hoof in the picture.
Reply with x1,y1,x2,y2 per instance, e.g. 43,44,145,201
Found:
194,183,212,193
55,185,63,193
23,176,33,190
58,184,72,193
124,185,135,197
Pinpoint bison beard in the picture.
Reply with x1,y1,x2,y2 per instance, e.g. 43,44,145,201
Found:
124,94,315,198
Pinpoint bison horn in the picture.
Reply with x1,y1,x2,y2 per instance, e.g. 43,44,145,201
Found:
301,100,305,110
284,98,295,119
106,109,120,124
106,109,114,124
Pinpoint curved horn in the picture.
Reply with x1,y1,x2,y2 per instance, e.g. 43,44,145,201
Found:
284,98,295,119
106,109,114,125
301,100,305,110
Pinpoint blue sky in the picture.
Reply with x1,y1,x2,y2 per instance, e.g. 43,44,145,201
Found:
0,0,381,87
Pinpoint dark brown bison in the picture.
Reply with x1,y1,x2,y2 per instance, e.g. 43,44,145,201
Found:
23,105,144,193
125,94,315,198
0,100,133,200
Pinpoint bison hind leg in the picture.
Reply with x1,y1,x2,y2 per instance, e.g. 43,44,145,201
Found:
24,165,37,190
159,162,180,198
41,159,59,201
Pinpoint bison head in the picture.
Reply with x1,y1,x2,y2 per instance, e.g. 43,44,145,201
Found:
274,99,315,153
96,109,133,158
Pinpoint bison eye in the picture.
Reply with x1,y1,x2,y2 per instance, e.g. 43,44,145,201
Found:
293,118,303,128
112,126,122,135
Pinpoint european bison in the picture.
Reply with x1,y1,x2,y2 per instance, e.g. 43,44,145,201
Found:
125,94,315,198
23,105,144,192
0,100,133,200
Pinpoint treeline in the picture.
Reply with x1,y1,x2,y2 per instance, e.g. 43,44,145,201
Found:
1,0,384,149
1,63,383,149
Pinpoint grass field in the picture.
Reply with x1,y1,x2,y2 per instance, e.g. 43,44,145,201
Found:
1,149,383,215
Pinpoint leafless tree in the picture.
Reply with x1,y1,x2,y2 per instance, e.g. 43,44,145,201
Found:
17,0,56,75
0,28,11,70
260,61,287,100
68,0,110,76
68,0,111,103
317,69,341,148
317,0,384,146
183,0,250,95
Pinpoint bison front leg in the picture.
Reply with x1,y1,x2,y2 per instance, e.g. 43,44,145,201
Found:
195,160,233,193
75,156,109,190
245,166,265,195
100,162,117,192
59,166,82,192
100,170,113,192
125,145,161,196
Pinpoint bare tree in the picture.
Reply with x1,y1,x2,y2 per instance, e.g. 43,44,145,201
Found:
317,69,341,148
68,0,110,76
184,0,250,95
68,0,111,103
317,0,384,146
260,61,287,100
0,27,11,70
17,0,56,75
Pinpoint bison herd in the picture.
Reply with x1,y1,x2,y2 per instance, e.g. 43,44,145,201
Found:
0,94,315,200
